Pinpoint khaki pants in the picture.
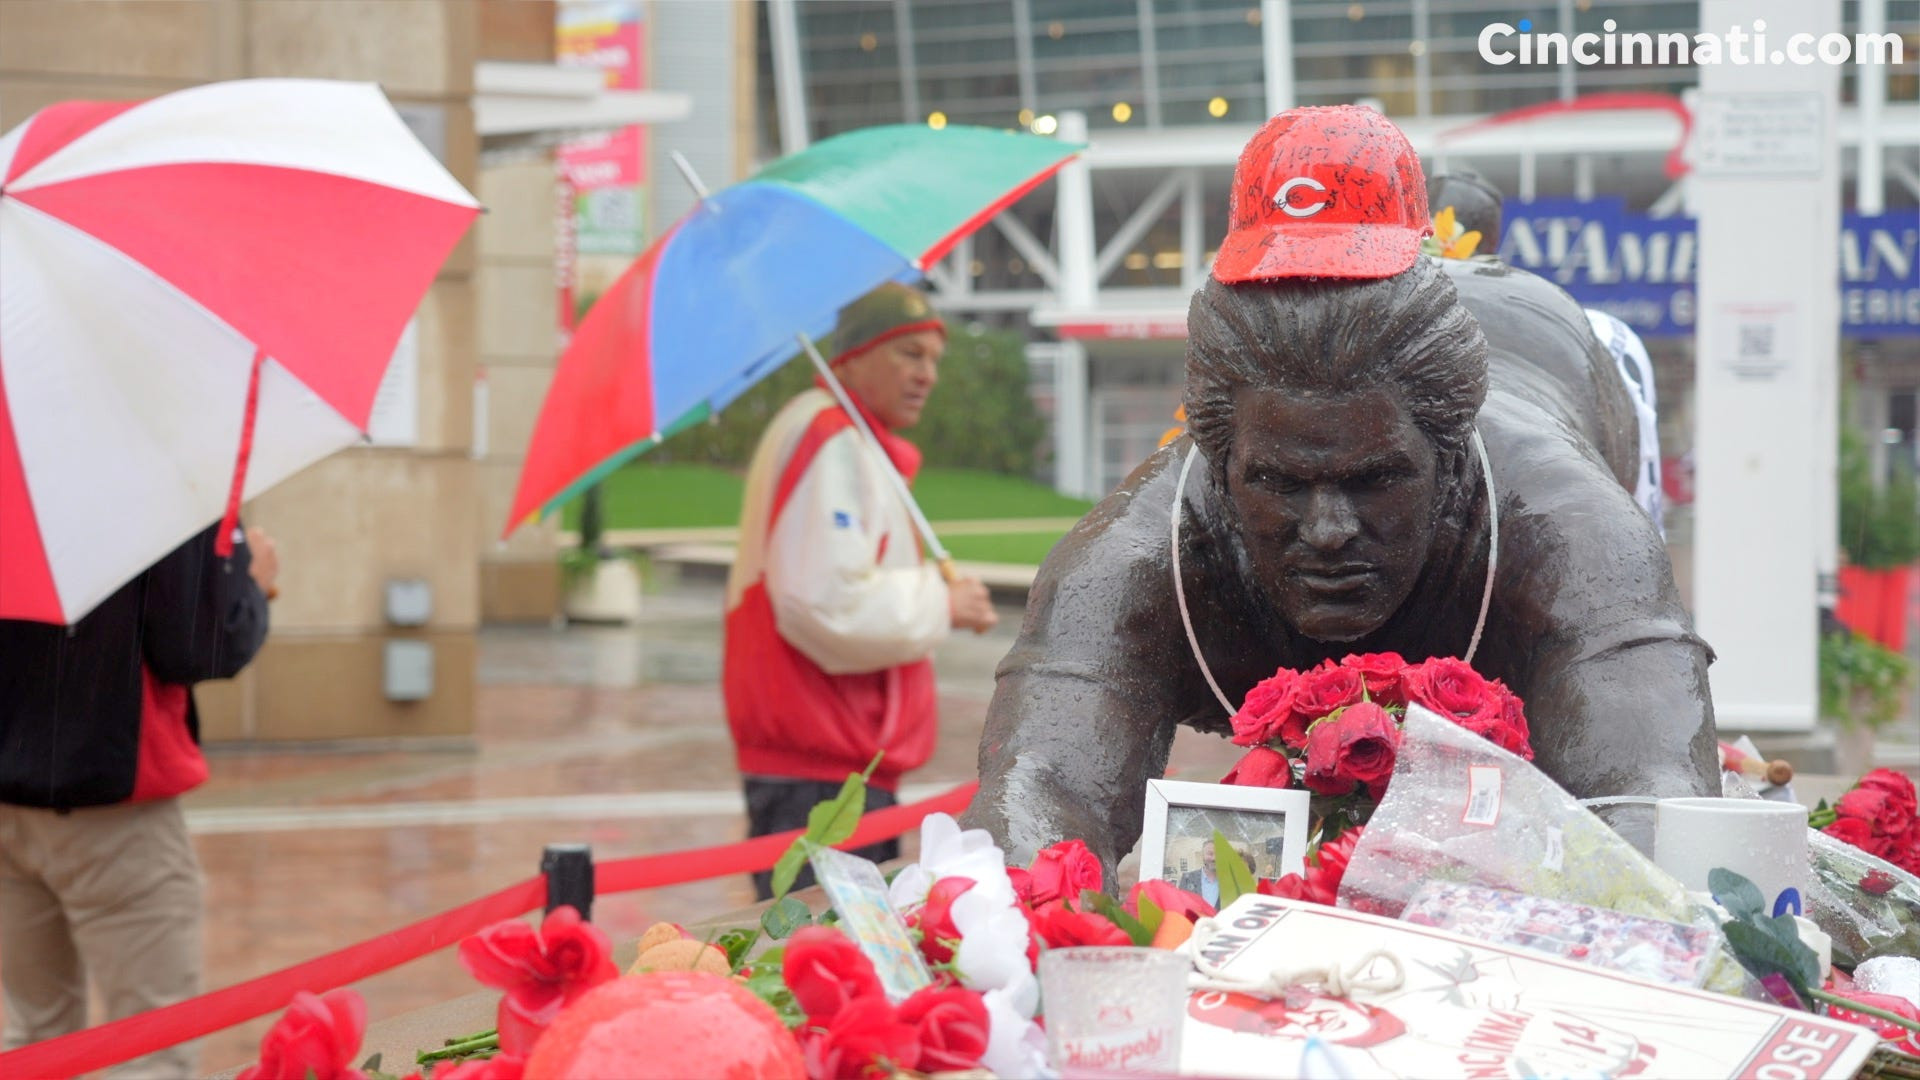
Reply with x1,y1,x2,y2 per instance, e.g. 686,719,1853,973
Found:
0,799,203,1079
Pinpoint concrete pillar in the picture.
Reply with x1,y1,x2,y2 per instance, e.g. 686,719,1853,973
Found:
1052,111,1098,500
1052,342,1093,500
1857,0,1888,215
767,0,808,153
476,156,564,623
1260,0,1293,118
1055,111,1097,310
1691,0,1842,733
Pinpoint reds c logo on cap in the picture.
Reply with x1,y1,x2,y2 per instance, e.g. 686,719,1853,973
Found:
1214,105,1433,283
1274,176,1331,218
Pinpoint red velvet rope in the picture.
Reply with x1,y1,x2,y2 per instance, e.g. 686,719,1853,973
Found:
0,781,977,1078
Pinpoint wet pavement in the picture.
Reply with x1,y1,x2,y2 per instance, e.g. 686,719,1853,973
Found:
174,580,1243,1073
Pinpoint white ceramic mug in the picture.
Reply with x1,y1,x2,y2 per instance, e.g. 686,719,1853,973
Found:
1654,796,1809,916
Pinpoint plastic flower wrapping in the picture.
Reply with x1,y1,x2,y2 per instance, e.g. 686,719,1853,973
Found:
1715,766,1920,969
1337,708,1754,996
1806,826,1920,968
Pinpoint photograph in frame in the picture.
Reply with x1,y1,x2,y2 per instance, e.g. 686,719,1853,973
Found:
1137,779,1312,904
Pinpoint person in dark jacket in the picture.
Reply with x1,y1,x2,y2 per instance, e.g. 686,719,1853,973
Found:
0,521,275,1078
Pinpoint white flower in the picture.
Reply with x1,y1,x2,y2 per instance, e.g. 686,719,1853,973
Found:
888,813,1017,912
951,888,1039,1005
981,985,1052,1080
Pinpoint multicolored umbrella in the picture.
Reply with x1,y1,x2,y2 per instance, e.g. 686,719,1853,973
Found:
0,79,479,624
505,124,1078,535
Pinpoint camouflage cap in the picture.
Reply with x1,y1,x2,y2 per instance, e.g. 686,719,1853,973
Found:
829,282,946,365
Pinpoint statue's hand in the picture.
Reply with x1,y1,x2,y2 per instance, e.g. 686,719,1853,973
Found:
1587,798,1657,859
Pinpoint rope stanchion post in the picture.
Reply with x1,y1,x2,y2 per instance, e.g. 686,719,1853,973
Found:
542,843,595,920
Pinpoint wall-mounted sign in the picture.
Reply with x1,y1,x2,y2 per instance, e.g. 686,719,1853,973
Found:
1693,92,1827,179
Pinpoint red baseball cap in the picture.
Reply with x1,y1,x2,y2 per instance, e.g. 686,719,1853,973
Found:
1213,105,1432,283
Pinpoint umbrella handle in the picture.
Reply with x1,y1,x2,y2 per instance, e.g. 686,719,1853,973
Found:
213,347,266,560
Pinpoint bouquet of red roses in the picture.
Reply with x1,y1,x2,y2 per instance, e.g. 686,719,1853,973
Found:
1814,768,1920,876
1221,652,1532,824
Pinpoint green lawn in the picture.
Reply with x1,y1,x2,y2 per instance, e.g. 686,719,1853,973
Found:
562,464,745,530
566,463,1093,530
913,468,1094,520
940,531,1071,566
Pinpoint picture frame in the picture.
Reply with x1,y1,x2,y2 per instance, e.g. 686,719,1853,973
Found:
1137,779,1312,901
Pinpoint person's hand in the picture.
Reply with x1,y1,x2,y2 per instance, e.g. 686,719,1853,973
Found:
245,526,280,599
948,577,998,634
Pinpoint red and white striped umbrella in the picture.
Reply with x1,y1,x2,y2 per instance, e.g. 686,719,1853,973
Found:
0,79,479,624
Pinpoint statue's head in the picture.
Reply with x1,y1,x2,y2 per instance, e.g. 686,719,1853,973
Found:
1189,105,1488,644
1185,260,1488,643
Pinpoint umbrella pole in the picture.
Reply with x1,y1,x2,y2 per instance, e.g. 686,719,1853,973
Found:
213,346,266,561
795,332,959,585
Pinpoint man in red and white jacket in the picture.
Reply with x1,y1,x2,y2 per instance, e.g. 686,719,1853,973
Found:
724,283,997,898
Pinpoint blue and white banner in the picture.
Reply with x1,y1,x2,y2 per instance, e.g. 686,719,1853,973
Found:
1497,199,1920,338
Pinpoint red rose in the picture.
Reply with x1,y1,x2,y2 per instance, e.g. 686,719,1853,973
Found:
1026,838,1103,904
236,989,368,1080
434,1055,525,1080
1006,866,1037,906
801,996,922,1080
1302,703,1400,799
1856,769,1919,834
1491,687,1536,760
897,985,990,1073
1860,869,1898,896
1126,878,1216,921
912,877,975,967
1406,657,1495,720
1315,826,1364,882
1222,746,1294,789
1259,827,1367,907
1030,900,1131,949
1281,665,1365,748
1257,873,1323,905
1231,669,1300,747
1859,768,1919,799
1839,787,1914,839
1821,988,1920,1056
785,926,886,1024
1825,815,1874,850
1340,652,1409,705
1898,840,1920,877
458,906,618,1056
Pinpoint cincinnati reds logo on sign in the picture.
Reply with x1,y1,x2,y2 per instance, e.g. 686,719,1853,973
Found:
1274,176,1330,218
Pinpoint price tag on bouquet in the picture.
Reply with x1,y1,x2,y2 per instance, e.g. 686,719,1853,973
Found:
809,847,934,1002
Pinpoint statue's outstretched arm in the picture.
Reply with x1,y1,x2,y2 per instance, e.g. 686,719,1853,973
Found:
961,477,1190,881
966,647,1180,882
